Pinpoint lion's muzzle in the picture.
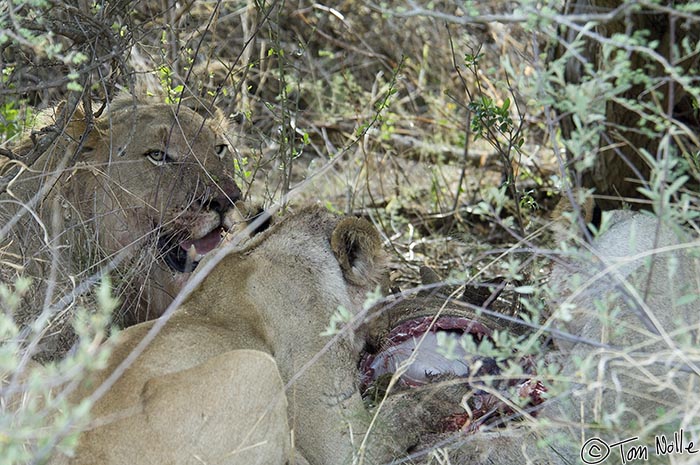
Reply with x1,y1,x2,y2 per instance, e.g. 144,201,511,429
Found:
159,178,246,273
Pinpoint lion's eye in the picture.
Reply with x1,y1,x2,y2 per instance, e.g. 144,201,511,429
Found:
145,150,172,166
215,144,228,159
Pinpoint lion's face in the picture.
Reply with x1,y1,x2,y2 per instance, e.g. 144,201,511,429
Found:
69,100,242,275
3,97,247,329
65,99,248,321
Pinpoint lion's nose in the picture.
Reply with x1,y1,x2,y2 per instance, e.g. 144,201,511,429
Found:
205,178,241,214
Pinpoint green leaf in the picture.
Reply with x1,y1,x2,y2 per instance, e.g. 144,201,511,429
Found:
514,285,535,295
67,81,83,92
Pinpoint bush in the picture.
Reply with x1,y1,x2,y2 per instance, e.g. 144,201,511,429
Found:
1,0,698,463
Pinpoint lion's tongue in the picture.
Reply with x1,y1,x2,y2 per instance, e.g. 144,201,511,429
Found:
179,229,222,258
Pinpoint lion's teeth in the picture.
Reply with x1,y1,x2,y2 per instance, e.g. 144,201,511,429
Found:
181,245,197,273
186,245,206,263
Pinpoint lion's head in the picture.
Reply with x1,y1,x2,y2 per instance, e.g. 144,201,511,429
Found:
1,95,248,356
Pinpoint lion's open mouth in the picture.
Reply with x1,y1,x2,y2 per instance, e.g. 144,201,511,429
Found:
158,206,272,273
159,228,224,273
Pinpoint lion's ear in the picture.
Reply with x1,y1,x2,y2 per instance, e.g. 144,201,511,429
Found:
56,100,99,152
331,217,385,287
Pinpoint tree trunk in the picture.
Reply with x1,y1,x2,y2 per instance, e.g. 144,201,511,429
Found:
556,0,700,209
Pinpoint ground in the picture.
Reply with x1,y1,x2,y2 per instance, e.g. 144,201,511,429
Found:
3,1,699,463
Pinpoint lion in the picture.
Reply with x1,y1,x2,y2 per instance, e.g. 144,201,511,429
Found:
0,95,246,359
364,206,700,464
46,206,405,465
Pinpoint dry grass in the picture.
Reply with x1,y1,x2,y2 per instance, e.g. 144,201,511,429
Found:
2,1,561,284
4,1,700,463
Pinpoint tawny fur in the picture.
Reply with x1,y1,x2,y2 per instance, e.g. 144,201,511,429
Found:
48,207,403,465
0,95,242,359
